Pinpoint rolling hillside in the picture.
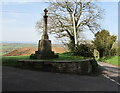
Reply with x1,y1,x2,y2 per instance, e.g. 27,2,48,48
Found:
1,43,67,56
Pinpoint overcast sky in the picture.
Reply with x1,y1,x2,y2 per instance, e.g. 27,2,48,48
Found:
1,1,119,44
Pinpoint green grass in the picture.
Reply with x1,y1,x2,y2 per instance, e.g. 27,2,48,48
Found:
2,56,30,67
98,56,119,66
2,53,85,67
52,53,84,60
0,52,2,55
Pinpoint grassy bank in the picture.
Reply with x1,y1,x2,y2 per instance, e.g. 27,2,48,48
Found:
2,53,86,67
98,56,119,66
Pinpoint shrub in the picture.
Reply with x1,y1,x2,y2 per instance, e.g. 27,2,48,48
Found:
117,47,120,56
110,48,117,56
68,43,94,57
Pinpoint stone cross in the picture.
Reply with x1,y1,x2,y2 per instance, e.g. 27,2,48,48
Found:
30,8,58,59
42,8,49,40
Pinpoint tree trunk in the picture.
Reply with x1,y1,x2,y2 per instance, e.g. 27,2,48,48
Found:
70,36,75,47
66,30,75,47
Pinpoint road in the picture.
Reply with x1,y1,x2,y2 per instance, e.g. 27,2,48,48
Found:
2,66,119,91
98,61,120,84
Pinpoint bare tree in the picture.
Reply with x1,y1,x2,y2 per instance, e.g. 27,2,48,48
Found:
36,0,103,46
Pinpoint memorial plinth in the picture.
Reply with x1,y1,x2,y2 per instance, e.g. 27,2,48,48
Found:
30,9,58,59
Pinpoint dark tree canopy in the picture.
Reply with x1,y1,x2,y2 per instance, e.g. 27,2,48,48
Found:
92,30,117,58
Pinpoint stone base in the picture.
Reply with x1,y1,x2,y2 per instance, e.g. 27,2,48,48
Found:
30,51,59,59
30,38,59,59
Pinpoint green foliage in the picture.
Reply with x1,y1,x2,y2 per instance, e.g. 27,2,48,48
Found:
117,47,120,56
67,41,76,54
93,30,117,58
110,48,117,56
68,43,94,57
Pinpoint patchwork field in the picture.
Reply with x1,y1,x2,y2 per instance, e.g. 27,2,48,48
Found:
1,43,68,56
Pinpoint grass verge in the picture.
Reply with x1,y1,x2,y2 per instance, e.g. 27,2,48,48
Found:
98,56,119,66
2,56,29,67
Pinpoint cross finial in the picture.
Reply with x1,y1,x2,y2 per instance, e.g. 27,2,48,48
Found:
44,8,48,16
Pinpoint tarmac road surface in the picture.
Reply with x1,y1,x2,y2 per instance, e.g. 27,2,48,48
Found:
2,66,119,91
98,61,120,84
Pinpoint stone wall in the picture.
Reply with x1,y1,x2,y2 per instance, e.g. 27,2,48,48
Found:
18,59,99,75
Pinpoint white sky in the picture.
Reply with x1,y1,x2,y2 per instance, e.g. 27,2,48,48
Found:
0,0,119,44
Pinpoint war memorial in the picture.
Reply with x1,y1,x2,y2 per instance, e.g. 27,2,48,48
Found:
30,9,58,59
18,9,99,75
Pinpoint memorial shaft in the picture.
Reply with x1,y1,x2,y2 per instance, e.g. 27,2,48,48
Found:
42,9,48,39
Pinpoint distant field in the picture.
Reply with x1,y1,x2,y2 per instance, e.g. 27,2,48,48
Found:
0,43,37,55
0,43,68,56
